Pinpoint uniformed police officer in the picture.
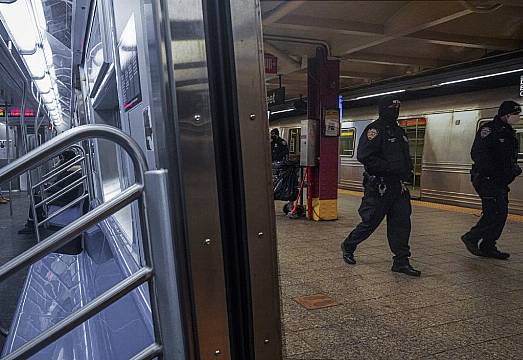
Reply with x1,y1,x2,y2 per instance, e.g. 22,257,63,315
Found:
341,96,420,276
462,100,522,259
271,128,289,162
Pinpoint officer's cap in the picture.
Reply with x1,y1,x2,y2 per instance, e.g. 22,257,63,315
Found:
378,96,400,111
498,100,521,117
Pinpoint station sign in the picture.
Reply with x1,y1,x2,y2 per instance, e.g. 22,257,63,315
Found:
265,53,278,74
324,109,340,137
267,87,285,106
520,75,523,97
7,107,36,117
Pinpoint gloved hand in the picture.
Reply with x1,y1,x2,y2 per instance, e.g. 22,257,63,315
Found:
514,164,523,178
505,164,522,185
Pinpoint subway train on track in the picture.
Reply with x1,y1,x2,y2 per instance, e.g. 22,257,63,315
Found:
270,86,523,215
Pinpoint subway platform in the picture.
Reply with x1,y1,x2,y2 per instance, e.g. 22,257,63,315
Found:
277,191,523,360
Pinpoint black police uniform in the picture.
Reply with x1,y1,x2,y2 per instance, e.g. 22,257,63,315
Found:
341,97,419,275
462,102,522,258
271,136,289,162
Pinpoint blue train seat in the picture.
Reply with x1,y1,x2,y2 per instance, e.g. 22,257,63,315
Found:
1,224,154,359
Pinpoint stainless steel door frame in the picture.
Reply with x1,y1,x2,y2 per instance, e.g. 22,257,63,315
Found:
228,0,282,358
148,0,282,358
148,0,232,359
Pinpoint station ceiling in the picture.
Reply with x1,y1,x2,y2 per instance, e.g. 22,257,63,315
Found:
262,0,523,100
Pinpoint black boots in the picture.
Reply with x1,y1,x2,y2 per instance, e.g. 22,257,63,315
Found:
340,243,356,265
481,248,510,260
461,234,482,256
391,263,421,277
461,235,510,260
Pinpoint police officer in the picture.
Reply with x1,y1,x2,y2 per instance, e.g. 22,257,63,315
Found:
271,128,289,162
341,96,420,276
462,100,522,259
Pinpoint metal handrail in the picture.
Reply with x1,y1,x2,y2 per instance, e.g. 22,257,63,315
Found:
0,125,164,359
43,167,83,193
32,155,85,189
35,175,87,208
38,193,90,227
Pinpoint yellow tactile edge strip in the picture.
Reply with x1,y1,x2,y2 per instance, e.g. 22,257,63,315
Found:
338,189,523,223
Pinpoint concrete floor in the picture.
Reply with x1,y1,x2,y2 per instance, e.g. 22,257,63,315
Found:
277,193,523,360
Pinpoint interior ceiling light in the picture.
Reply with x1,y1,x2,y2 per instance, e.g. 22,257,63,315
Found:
23,47,47,78
270,108,295,115
35,74,52,93
31,0,46,31
41,92,55,104
349,89,406,101
0,0,39,53
438,68,523,86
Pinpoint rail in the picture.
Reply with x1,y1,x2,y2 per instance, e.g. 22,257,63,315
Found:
0,125,168,360
28,143,90,241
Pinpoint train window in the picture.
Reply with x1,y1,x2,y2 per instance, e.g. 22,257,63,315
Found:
340,128,356,157
288,127,301,155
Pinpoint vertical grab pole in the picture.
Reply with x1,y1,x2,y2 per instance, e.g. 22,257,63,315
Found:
21,84,41,242
136,180,164,360
6,111,13,216
143,170,187,359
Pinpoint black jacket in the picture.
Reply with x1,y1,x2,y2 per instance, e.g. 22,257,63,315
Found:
471,116,521,186
271,137,289,162
357,119,413,181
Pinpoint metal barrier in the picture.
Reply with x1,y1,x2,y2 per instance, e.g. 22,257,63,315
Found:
0,125,174,360
26,144,91,241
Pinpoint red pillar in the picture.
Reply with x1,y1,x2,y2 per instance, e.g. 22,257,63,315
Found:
307,47,340,221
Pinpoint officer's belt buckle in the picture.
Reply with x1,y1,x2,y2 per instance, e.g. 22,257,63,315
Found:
378,183,387,196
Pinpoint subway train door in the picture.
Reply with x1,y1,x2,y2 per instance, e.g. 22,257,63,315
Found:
147,0,282,359
398,117,426,199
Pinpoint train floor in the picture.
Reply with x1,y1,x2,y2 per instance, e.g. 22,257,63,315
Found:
276,191,523,360
0,192,35,352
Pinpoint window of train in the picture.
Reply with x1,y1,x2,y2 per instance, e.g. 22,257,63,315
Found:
340,128,356,157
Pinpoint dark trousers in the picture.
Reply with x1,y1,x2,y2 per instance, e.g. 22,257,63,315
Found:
343,180,412,265
464,179,509,250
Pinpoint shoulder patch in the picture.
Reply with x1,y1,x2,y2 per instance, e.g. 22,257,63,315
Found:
367,128,379,140
480,127,492,138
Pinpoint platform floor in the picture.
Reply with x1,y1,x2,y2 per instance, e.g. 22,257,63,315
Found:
277,192,523,360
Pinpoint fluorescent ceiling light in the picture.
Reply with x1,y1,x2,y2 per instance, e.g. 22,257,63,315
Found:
270,108,295,115
23,48,47,78
0,0,39,52
41,92,55,103
349,89,406,101
31,0,46,30
35,75,52,93
43,38,53,62
438,68,523,86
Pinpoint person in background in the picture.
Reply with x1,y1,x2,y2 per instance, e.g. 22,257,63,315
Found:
271,128,289,162
341,96,421,277
462,100,522,259
0,189,9,204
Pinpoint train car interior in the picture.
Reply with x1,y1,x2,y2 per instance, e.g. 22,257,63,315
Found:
0,1,522,360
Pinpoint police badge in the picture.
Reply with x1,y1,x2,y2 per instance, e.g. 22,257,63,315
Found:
480,127,491,138
367,128,379,140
